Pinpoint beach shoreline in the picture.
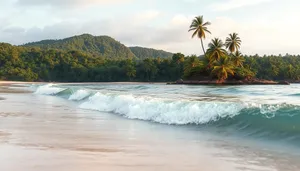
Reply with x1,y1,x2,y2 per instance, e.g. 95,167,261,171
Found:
1,82,300,171
0,82,33,93
170,79,290,85
0,81,168,85
0,81,39,85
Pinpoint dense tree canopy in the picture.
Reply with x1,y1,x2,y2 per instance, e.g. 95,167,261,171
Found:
23,34,174,60
23,34,135,59
129,47,173,59
1,43,300,82
1,20,300,83
0,43,182,82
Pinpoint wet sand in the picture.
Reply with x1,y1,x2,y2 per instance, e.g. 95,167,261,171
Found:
0,87,31,94
1,85,300,171
0,82,33,94
0,93,235,171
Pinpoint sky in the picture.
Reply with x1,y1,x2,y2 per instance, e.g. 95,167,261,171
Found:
0,0,299,55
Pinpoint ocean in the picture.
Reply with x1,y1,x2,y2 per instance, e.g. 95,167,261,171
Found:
1,83,300,171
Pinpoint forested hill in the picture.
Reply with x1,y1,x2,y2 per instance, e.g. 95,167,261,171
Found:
23,34,135,59
129,47,173,59
22,34,174,59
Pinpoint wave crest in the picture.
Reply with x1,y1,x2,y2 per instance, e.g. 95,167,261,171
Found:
69,89,91,101
33,84,300,144
79,92,246,125
34,84,66,95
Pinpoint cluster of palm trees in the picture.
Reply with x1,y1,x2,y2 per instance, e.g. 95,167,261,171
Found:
188,15,248,82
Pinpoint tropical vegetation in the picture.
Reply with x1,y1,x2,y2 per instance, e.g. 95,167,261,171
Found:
24,34,173,59
0,16,300,82
188,16,211,56
185,15,253,82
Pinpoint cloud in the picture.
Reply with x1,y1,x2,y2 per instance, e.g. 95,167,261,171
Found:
210,0,272,11
1,10,300,56
2,26,25,33
16,0,133,8
0,10,163,45
135,10,161,22
206,16,300,55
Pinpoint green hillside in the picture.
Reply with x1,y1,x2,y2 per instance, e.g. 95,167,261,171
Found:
23,34,135,59
22,34,174,59
129,46,173,59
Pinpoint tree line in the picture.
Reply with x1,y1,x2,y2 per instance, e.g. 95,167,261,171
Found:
0,42,300,82
1,15,300,82
0,43,183,82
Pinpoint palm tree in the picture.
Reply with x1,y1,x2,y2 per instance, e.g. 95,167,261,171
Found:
225,33,241,53
231,51,245,67
183,55,203,77
206,38,227,63
172,53,185,64
212,56,235,82
125,59,136,80
189,16,211,56
126,66,136,80
287,64,294,79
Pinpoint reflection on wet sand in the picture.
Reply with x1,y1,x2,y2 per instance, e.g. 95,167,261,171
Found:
12,142,123,153
0,131,10,137
0,131,10,143
209,139,300,171
0,112,32,117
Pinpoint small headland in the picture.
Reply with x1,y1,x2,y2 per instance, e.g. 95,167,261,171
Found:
168,79,290,85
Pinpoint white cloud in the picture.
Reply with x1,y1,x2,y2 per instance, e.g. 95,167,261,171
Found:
2,26,25,33
207,16,300,55
1,1,300,56
134,10,161,24
171,14,192,25
210,0,272,11
2,13,299,56
16,0,133,8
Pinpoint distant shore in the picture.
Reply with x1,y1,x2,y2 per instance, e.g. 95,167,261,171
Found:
169,79,290,85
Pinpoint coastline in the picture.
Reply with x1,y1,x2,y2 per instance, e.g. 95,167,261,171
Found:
169,79,290,85
1,80,300,171
0,81,168,85
0,80,292,86
0,81,40,85
0,81,34,94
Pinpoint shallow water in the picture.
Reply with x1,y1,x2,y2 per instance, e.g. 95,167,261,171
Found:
1,83,300,171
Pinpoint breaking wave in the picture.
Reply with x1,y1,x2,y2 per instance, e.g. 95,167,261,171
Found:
69,89,91,101
34,84,300,143
79,92,245,125
34,84,66,95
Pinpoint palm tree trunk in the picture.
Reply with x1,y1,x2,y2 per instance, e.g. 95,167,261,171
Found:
200,38,206,56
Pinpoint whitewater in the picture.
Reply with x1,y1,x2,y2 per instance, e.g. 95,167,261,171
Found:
32,83,300,146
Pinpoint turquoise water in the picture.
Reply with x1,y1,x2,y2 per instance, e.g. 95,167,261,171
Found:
31,83,300,149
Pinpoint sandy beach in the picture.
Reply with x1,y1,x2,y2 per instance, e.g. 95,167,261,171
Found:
1,83,300,171
0,81,38,85
0,86,236,171
0,82,32,93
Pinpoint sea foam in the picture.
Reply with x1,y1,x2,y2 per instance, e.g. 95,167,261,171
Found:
79,92,245,125
68,89,91,101
34,84,66,95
